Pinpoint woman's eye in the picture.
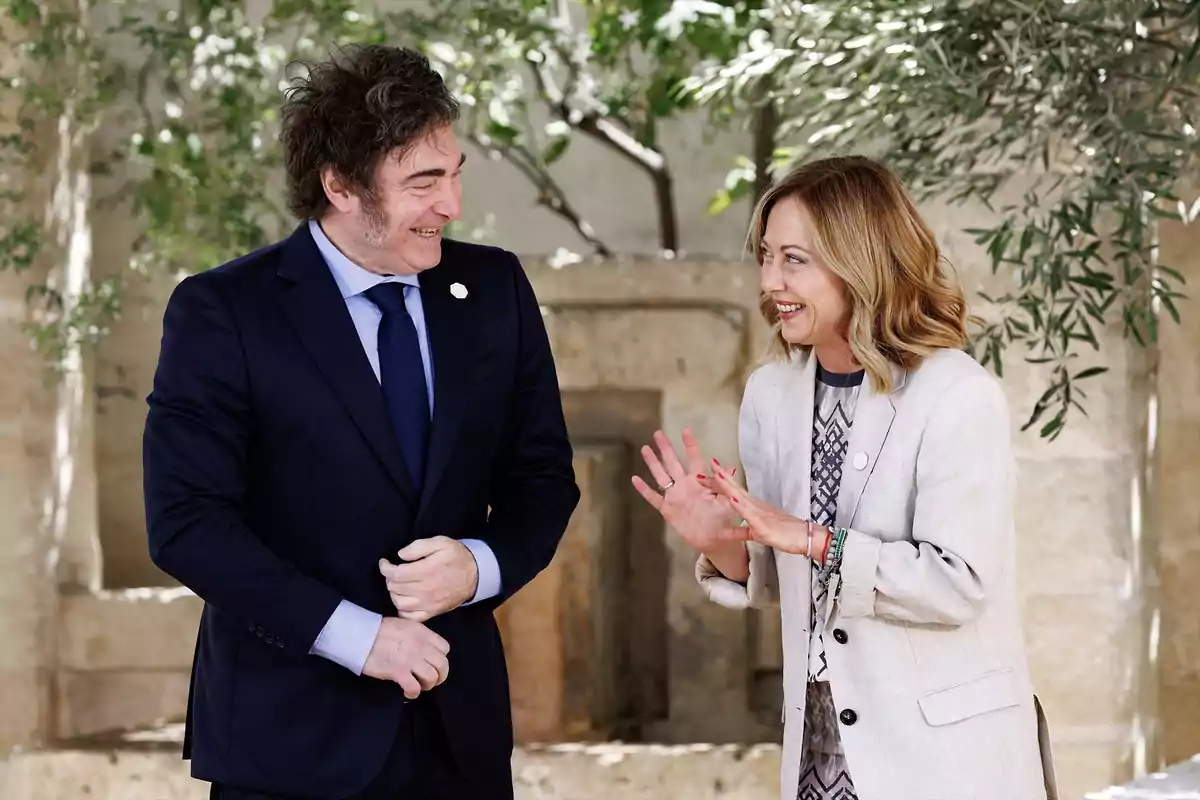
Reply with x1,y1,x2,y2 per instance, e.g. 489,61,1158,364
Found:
786,254,805,265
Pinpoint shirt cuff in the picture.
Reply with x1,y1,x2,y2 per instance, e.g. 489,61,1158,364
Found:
308,599,382,675
460,538,502,605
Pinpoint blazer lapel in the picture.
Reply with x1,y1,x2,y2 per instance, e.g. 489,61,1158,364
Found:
275,225,418,506
780,354,819,518
415,254,479,522
825,365,903,628
835,364,905,529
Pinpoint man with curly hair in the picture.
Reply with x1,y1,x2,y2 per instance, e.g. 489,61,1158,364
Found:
143,44,579,800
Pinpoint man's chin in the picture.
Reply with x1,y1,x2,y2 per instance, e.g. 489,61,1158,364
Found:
402,242,444,271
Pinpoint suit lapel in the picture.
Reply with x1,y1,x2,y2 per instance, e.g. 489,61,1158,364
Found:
275,225,418,506
415,252,479,522
835,364,905,529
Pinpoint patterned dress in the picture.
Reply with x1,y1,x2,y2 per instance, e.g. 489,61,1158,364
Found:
797,364,863,800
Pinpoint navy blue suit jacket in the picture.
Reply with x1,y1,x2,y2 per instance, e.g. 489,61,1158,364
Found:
143,224,579,797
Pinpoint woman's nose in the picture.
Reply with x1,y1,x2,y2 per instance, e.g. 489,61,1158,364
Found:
760,258,784,293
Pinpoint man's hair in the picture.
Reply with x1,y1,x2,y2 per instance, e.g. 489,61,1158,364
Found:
280,45,460,220
748,156,970,393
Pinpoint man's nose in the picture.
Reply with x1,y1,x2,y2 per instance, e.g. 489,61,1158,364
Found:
434,183,462,221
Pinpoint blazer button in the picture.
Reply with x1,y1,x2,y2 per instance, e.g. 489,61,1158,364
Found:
832,628,848,644
839,709,858,726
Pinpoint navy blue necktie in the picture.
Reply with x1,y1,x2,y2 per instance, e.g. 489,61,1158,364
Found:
364,283,430,490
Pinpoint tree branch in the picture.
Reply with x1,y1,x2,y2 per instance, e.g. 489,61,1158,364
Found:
466,132,613,257
528,55,678,250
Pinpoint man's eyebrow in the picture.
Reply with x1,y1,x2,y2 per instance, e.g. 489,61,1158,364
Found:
403,153,467,182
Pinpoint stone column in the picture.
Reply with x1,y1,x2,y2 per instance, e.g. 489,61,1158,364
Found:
0,267,57,755
1153,210,1200,765
0,2,102,755
934,192,1151,799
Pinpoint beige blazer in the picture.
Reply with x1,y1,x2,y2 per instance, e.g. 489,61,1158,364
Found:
697,349,1053,800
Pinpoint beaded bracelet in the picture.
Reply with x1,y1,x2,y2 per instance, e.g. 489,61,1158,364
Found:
817,527,848,578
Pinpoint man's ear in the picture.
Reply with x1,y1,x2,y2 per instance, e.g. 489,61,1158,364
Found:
320,166,357,215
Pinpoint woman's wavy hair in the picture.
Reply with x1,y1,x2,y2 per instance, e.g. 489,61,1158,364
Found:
749,156,969,392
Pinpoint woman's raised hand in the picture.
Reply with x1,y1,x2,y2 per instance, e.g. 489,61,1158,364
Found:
631,428,746,552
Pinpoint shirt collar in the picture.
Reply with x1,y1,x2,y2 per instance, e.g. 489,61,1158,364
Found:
308,219,419,299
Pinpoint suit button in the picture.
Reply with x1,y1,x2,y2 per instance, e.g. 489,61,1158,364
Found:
832,628,848,644
839,709,858,726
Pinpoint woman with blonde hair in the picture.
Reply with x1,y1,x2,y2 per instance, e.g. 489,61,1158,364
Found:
632,156,1054,800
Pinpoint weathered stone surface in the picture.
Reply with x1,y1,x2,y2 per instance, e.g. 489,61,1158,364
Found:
0,267,56,755
1155,210,1200,767
92,269,175,590
560,390,669,734
1023,593,1141,730
545,307,747,391
55,670,190,739
1051,739,1135,800
57,588,201,671
53,588,199,737
1085,753,1200,799
1014,456,1136,599
497,445,626,743
2,730,783,800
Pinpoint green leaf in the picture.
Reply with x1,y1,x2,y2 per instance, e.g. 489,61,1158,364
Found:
707,189,733,217
486,121,521,145
542,136,570,165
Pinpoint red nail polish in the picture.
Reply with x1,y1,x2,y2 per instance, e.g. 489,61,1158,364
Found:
731,497,739,504
697,474,707,480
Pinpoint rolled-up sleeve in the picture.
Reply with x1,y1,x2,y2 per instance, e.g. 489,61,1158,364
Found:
697,541,778,609
836,374,1013,625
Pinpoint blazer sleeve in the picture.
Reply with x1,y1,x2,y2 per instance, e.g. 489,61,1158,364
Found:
696,368,780,610
143,275,342,657
836,374,1014,625
475,253,581,605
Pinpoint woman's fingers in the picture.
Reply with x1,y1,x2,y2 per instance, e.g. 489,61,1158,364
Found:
630,475,664,511
681,427,706,476
710,460,749,499
639,443,674,491
653,430,688,482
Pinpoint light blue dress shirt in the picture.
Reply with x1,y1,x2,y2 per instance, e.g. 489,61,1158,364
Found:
305,219,502,675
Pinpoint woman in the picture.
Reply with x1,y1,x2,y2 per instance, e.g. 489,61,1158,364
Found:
632,157,1053,800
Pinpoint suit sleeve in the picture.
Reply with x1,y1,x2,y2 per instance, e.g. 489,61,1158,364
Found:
143,274,342,657
696,367,779,610
475,254,581,605
836,374,1014,626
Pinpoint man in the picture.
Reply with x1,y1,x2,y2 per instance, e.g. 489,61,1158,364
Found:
143,44,579,799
